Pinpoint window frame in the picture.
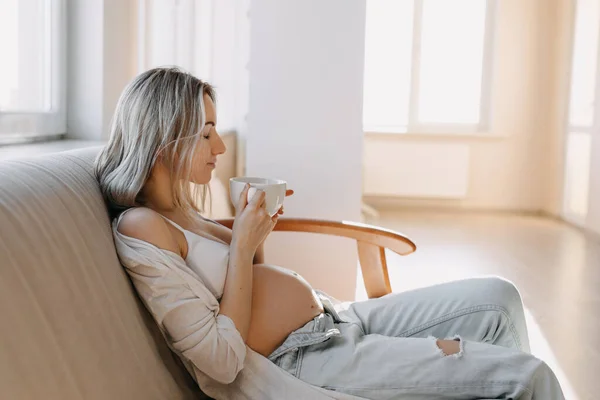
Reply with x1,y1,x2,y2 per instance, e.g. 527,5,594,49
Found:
364,0,498,135
566,3,600,136
0,0,67,145
561,0,600,226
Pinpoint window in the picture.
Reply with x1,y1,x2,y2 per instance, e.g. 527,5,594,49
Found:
0,0,66,145
138,0,240,132
561,0,600,224
568,0,600,130
362,0,496,133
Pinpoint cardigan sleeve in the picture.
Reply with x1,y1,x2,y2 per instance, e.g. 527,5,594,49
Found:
115,238,246,384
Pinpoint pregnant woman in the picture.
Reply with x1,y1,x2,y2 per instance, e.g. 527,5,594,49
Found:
95,67,565,400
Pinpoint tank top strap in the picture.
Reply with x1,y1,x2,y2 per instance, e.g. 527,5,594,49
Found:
157,214,188,233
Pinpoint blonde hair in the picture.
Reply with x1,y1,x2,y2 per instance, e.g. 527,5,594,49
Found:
94,67,215,220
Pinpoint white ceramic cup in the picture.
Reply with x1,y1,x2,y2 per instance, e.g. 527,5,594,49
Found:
229,177,287,217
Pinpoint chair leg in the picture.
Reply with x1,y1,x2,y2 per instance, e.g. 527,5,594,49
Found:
357,241,391,299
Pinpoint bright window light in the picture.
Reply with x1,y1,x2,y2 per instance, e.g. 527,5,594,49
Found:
0,0,52,112
418,0,487,124
0,0,65,143
568,0,600,127
363,0,414,131
363,0,494,133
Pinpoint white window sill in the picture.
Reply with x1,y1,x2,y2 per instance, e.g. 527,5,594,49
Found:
0,139,106,161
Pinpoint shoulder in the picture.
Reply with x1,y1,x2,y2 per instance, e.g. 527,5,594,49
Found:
116,207,181,256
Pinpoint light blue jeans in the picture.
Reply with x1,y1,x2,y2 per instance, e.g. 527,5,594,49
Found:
268,277,565,399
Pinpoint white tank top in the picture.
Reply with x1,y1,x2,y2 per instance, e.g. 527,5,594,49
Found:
157,214,230,300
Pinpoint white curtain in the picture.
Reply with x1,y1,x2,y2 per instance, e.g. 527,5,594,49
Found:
138,0,249,132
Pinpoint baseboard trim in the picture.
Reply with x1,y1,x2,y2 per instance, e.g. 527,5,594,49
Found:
362,199,548,218
540,210,600,242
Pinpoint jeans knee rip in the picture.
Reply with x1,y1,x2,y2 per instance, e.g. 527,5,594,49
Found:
428,334,464,359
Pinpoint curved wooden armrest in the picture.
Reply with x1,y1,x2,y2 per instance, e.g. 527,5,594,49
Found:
216,218,417,299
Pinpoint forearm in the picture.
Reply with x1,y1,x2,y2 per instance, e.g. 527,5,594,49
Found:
218,240,254,341
253,242,265,264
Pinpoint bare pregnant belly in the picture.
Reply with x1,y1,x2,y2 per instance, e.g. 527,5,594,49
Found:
246,264,324,356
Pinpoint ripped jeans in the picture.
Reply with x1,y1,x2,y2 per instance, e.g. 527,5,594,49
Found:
268,277,565,399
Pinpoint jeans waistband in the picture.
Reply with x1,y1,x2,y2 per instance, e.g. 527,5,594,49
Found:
267,311,341,361
267,291,346,361
316,290,346,323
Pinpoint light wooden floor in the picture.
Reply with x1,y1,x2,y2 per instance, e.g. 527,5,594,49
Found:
359,209,598,400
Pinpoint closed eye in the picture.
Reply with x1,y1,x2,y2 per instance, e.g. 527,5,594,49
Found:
202,121,216,139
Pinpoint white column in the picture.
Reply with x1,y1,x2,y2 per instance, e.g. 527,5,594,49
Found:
245,0,366,300
67,0,137,140
103,0,138,139
66,0,104,139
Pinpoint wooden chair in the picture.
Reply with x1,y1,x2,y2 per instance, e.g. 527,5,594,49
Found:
216,218,417,299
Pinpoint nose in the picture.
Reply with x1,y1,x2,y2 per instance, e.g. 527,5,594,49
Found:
212,132,227,155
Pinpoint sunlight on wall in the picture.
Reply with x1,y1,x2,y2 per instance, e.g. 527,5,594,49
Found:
563,132,592,219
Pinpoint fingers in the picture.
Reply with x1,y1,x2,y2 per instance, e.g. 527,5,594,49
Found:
248,188,266,207
285,189,294,197
237,184,250,210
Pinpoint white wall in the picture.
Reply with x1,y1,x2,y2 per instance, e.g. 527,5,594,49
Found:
66,0,104,140
586,134,600,235
102,0,138,139
67,0,137,140
541,0,574,218
246,0,366,300
363,0,571,214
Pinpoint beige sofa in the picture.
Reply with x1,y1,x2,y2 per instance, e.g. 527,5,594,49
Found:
0,147,415,399
0,147,207,399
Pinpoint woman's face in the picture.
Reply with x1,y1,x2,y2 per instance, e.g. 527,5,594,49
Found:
190,94,226,184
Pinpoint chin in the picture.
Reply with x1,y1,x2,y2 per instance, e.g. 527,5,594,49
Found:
190,172,212,185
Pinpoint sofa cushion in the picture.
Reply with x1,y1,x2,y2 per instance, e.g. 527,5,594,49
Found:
0,147,204,399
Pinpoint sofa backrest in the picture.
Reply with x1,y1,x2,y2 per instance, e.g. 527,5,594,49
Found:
0,147,204,399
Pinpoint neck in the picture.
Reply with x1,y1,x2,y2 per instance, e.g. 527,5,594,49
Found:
140,165,176,213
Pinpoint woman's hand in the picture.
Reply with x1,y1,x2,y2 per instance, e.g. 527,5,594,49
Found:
251,189,294,264
231,184,278,252
276,189,294,216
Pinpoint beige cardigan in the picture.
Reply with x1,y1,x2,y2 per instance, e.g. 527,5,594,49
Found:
112,220,366,400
